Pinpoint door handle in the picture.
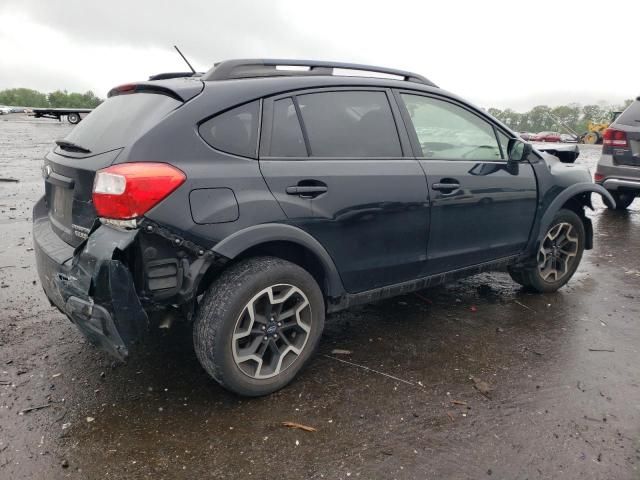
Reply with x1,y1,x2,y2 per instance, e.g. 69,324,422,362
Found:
286,185,328,197
432,182,460,191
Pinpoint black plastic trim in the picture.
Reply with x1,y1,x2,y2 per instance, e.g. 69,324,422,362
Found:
329,255,519,312
211,223,345,298
525,183,615,257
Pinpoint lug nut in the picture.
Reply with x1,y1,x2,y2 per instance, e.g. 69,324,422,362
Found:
146,225,154,232
174,238,181,245
277,322,282,327
273,334,278,339
263,336,268,341
261,325,266,330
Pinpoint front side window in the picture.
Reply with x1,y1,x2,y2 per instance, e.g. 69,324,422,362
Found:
496,130,511,159
296,91,402,157
401,94,503,161
199,100,260,158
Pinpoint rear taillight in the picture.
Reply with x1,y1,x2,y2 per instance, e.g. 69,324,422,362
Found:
93,163,185,220
603,128,629,149
594,172,605,183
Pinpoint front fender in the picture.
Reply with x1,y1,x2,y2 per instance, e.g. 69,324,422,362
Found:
211,223,345,298
526,183,615,258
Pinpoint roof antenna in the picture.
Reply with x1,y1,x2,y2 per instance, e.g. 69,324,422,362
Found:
174,45,196,74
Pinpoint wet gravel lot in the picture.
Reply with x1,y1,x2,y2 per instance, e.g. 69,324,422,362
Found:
1,115,639,479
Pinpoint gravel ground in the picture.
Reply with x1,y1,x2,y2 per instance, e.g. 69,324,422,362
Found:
1,115,639,479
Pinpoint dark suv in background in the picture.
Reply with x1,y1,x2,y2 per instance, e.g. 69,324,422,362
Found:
595,97,640,209
33,59,614,396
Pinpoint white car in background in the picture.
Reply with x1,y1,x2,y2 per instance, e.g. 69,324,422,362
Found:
0,106,13,115
560,133,578,143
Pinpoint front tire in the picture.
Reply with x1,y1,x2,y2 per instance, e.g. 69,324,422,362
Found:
67,113,80,124
193,257,325,396
606,191,635,210
509,209,585,293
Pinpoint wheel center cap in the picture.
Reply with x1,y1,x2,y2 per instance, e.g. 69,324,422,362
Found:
266,323,278,335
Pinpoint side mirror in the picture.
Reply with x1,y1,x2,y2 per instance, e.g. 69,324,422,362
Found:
508,140,532,162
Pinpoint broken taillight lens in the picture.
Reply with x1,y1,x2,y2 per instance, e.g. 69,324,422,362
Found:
93,163,185,220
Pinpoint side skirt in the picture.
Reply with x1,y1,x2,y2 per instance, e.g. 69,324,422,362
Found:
327,255,520,313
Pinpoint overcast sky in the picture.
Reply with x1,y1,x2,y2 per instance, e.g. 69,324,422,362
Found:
1,0,637,111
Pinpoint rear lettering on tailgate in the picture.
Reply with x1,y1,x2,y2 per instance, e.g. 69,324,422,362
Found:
72,224,90,239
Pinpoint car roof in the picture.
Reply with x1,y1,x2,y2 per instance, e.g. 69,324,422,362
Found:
136,59,518,137
204,74,441,95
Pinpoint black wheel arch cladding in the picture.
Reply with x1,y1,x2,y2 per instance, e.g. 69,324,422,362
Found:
210,223,345,298
530,183,614,255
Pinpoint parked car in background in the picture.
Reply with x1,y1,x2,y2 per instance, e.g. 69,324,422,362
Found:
519,132,536,141
33,59,615,396
594,96,640,210
0,106,12,115
534,131,562,143
560,133,578,143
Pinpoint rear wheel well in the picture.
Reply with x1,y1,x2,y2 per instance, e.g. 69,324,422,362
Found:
199,241,329,299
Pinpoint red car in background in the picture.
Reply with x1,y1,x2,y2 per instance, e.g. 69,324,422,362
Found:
533,131,562,142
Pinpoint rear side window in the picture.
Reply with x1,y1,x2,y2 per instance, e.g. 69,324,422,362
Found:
63,93,181,155
296,91,402,157
616,100,640,127
270,98,306,156
199,101,260,158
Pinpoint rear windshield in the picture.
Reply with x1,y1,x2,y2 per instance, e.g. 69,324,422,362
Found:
62,93,181,154
617,100,640,126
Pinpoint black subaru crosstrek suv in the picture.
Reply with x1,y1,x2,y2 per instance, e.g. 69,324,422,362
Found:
33,59,615,396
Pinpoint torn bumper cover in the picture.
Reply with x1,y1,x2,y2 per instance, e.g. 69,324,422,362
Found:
33,200,146,360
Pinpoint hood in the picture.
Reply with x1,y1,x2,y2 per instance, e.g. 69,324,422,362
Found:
534,144,580,164
538,150,592,187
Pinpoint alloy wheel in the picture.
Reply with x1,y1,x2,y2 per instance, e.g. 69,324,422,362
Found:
232,284,312,379
537,222,579,282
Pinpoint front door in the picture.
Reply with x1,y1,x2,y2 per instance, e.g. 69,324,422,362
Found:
397,92,537,274
260,89,430,293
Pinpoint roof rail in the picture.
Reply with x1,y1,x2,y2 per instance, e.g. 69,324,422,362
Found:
201,59,437,87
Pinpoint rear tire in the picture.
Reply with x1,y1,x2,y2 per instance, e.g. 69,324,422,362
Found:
193,256,325,396
509,209,585,293
606,191,635,210
67,113,80,124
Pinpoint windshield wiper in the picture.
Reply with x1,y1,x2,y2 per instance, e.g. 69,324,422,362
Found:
55,139,91,154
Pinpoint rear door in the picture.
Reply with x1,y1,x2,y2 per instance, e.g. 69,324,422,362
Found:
396,92,537,274
259,88,430,293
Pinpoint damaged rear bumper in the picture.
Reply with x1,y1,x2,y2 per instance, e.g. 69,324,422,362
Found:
33,197,147,360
